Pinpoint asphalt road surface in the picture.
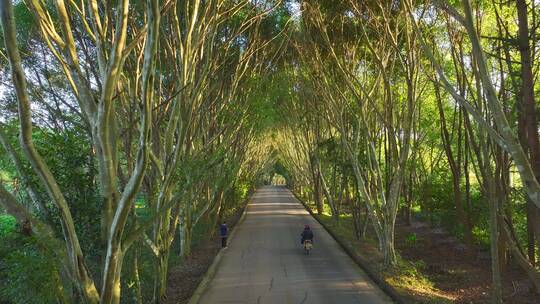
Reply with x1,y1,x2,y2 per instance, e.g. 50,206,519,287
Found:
198,185,392,304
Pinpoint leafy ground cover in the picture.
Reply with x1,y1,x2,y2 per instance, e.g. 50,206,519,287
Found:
314,211,539,304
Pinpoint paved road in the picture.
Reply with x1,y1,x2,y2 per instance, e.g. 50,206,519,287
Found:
199,186,392,304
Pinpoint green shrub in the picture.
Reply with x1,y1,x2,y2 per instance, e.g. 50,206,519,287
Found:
405,233,418,246
0,232,65,304
0,215,16,235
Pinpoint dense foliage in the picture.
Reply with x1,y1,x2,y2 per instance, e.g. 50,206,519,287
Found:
1,0,540,303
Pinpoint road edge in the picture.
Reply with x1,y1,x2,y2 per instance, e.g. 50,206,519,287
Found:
187,194,251,304
291,190,406,304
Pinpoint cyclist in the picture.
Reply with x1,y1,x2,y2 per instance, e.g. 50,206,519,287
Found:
301,224,314,245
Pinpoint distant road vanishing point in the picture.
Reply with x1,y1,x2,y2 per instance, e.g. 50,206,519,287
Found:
198,185,393,304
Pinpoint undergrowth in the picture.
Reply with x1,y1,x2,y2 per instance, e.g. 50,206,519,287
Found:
315,213,454,304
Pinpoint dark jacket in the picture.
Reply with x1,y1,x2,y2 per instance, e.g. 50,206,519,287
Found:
301,229,314,243
220,224,228,237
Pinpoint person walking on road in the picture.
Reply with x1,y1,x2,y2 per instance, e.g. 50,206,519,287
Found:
220,221,228,248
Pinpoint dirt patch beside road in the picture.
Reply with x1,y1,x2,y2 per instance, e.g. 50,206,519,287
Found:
310,207,539,303
395,220,538,304
164,207,244,304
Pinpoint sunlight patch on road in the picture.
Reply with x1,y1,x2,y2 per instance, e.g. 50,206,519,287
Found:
246,209,309,215
249,203,300,206
251,194,294,199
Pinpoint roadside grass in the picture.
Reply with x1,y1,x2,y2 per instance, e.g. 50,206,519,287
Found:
315,213,454,304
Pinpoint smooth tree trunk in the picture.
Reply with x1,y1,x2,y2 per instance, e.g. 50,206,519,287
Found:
434,82,474,248
154,250,170,303
318,160,339,221
516,0,540,266
487,175,503,303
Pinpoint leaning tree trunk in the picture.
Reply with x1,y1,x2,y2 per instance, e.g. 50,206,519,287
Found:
501,217,540,292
